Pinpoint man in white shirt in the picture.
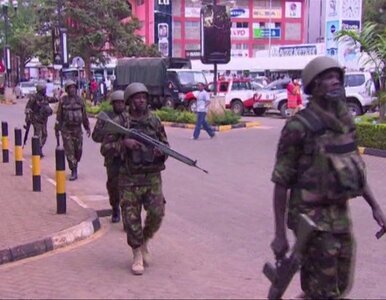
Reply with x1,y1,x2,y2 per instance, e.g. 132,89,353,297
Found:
192,82,215,140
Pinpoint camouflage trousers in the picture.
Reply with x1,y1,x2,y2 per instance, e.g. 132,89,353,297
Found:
300,231,354,299
106,162,120,208
120,173,165,249
61,129,83,170
32,122,48,149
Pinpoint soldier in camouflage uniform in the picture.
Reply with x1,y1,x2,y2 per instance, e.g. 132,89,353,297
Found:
119,82,168,275
91,90,129,223
270,56,386,299
24,83,58,157
55,80,90,181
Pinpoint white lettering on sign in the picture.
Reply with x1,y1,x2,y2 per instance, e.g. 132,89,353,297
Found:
231,28,249,38
158,0,170,4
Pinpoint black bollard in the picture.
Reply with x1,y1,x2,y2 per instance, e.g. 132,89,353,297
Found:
55,146,66,214
31,136,41,192
1,121,9,163
14,128,23,176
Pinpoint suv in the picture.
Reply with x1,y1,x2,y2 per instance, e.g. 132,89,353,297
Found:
261,72,375,118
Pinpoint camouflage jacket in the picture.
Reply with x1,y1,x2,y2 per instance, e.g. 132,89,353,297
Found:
119,110,169,176
55,95,90,132
25,93,57,124
271,98,357,233
92,110,129,167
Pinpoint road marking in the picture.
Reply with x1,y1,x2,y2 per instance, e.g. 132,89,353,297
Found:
70,195,89,209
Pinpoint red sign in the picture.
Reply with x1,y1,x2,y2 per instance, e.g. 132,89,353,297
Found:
0,60,5,73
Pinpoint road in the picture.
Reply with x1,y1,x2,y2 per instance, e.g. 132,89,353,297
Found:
0,99,385,299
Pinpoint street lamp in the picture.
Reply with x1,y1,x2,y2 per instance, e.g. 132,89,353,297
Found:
1,0,18,88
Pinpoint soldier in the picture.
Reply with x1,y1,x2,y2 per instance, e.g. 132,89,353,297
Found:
270,56,386,298
55,80,91,181
24,82,58,157
91,90,129,223
120,82,168,275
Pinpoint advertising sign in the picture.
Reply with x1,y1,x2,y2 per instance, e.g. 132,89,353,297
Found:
155,2,172,57
326,0,340,20
230,7,250,18
253,24,281,39
326,20,339,59
278,45,317,56
185,7,201,18
253,8,282,19
285,2,302,18
341,20,360,32
231,28,249,39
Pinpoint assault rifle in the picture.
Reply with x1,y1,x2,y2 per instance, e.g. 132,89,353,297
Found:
55,127,60,147
263,214,317,300
22,122,31,148
97,111,208,174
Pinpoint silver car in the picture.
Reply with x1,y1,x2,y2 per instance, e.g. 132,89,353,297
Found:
14,81,37,99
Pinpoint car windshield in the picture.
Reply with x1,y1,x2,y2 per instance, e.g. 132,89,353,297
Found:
177,71,207,85
231,81,252,90
265,80,289,90
21,82,35,87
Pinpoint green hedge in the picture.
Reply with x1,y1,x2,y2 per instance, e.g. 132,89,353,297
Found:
356,122,386,150
86,100,112,115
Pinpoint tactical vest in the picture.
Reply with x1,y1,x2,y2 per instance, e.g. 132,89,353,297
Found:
125,114,165,174
62,96,83,127
294,108,366,203
32,95,53,122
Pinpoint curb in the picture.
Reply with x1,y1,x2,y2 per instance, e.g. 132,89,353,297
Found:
358,147,386,158
0,213,100,266
162,121,261,132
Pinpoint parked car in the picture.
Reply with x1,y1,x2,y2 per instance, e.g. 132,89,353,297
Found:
14,81,37,99
205,79,262,116
258,72,376,118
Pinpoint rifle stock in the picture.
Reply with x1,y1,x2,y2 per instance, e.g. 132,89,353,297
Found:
263,214,317,300
97,111,208,174
22,122,31,148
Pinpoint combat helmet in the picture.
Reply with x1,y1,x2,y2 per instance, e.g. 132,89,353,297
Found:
109,90,125,102
302,56,344,95
64,79,77,91
36,82,47,92
124,82,149,103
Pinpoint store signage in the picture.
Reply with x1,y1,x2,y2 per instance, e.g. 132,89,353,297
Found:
253,8,282,19
231,28,249,38
253,28,281,38
230,8,250,18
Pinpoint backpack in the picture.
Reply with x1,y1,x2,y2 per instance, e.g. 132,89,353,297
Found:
294,108,366,203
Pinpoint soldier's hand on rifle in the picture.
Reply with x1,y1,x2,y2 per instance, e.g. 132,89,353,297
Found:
153,147,164,158
372,205,386,229
271,235,289,260
123,138,144,150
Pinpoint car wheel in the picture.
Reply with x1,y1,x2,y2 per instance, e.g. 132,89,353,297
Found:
253,107,267,116
231,100,244,115
163,97,174,109
279,102,291,118
188,100,197,113
347,101,362,116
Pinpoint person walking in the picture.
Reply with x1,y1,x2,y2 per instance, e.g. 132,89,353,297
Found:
116,82,168,275
91,90,129,223
270,56,386,299
286,76,302,117
55,80,91,181
192,82,215,140
90,78,98,105
24,82,58,157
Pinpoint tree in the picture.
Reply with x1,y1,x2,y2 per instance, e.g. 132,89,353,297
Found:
336,22,386,120
363,0,386,26
36,0,160,79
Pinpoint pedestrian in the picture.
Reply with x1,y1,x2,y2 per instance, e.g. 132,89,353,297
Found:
91,90,129,223
270,56,386,299
90,77,98,105
119,82,168,275
55,79,91,181
99,78,107,103
192,82,215,140
286,76,302,117
24,82,58,157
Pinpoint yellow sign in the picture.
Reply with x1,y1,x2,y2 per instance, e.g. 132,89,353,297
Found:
253,9,282,19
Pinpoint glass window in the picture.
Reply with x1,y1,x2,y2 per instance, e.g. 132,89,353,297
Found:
345,74,365,87
173,21,181,39
219,82,229,92
254,0,281,9
232,43,248,50
177,71,207,85
285,23,301,40
185,43,200,50
236,0,249,9
173,43,181,57
172,0,181,16
235,22,249,28
185,21,200,39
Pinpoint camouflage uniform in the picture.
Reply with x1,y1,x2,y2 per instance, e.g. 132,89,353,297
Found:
55,92,90,172
92,109,129,213
119,112,168,249
25,92,57,153
271,97,359,298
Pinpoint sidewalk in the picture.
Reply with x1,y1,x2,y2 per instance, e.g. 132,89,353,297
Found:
0,156,100,265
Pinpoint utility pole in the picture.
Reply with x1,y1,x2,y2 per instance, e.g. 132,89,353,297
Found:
57,0,63,87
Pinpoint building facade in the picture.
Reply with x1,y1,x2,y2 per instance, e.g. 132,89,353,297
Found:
129,0,311,58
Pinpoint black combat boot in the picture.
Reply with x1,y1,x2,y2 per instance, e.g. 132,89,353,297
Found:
111,205,120,223
69,167,78,181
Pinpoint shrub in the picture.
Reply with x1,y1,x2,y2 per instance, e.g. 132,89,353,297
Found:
356,122,386,150
208,110,241,125
86,101,112,115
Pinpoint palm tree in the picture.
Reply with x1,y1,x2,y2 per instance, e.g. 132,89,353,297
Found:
335,22,386,120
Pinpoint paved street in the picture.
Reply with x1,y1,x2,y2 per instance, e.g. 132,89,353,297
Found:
0,99,386,298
